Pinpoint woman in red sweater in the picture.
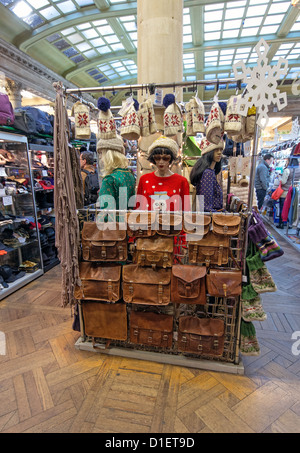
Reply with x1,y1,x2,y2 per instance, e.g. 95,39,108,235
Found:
136,136,190,212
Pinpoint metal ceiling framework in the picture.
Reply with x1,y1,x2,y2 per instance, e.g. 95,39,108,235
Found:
0,0,299,105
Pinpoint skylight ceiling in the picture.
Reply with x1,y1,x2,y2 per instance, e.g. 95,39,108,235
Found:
0,0,299,98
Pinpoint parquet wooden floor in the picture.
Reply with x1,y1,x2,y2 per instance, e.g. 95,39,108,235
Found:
0,226,300,433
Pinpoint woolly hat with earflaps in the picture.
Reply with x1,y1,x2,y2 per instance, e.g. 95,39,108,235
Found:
97,97,117,140
148,135,179,158
199,137,224,156
96,135,125,155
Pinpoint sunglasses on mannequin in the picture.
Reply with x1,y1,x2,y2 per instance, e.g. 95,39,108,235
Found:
153,154,171,162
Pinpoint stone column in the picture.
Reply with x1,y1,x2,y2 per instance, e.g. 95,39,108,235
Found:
137,0,183,173
5,79,23,108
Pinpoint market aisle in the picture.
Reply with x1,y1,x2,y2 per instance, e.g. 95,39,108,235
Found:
0,227,299,434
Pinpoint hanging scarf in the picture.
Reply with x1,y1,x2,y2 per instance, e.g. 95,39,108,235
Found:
53,81,81,307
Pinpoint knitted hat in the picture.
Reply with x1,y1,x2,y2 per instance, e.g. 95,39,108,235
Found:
148,135,179,157
191,97,205,134
199,137,224,156
163,94,183,136
205,102,225,145
71,101,91,140
97,97,117,140
224,95,242,136
96,135,125,155
120,99,140,140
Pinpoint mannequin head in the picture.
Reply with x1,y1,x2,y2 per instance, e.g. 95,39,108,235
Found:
190,148,222,186
147,136,178,177
99,149,129,176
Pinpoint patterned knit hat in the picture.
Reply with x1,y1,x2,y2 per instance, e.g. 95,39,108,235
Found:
97,97,117,140
148,135,179,157
71,101,91,140
96,135,125,155
163,94,183,136
205,102,225,145
199,137,224,156
120,99,140,140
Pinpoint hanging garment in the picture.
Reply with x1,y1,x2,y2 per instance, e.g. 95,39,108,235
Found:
281,186,293,222
53,81,81,307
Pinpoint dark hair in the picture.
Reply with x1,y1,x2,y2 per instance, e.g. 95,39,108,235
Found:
81,151,94,165
263,153,273,161
190,150,222,187
148,147,175,165
80,146,87,153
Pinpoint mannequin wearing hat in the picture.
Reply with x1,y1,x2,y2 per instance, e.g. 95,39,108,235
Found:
190,138,224,212
96,136,136,210
136,136,190,212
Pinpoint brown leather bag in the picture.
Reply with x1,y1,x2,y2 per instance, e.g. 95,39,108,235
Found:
82,302,127,341
134,236,173,268
206,268,242,298
130,311,173,348
188,231,229,266
74,261,121,302
126,212,156,238
171,264,207,305
212,214,241,236
183,213,211,236
157,213,182,236
81,222,127,261
178,316,225,356
123,264,171,305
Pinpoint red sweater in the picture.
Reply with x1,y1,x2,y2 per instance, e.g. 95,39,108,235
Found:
136,172,190,211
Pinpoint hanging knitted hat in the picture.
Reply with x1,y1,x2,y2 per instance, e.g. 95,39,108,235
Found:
199,137,224,156
71,101,91,140
97,97,117,140
205,102,225,145
163,94,183,136
120,98,140,140
191,96,205,134
185,100,194,136
224,95,242,136
146,98,157,135
96,135,125,155
240,319,260,356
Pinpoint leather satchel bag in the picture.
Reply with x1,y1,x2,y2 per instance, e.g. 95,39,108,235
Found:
188,231,229,266
212,214,241,236
156,213,182,237
130,311,173,348
123,264,171,305
182,213,211,236
74,261,121,302
206,268,242,298
126,212,156,238
134,236,174,268
171,264,207,305
81,222,127,261
82,302,127,342
178,316,225,356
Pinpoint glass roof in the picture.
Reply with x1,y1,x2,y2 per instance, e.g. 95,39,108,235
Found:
0,0,299,92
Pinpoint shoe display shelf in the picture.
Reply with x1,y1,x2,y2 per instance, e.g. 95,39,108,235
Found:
29,144,59,272
0,132,43,301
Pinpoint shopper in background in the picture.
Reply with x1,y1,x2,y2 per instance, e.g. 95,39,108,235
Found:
254,153,273,210
277,157,300,228
97,136,136,211
190,138,224,212
79,150,99,206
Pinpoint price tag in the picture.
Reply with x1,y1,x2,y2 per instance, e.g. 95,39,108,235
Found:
42,170,48,177
0,188,5,197
2,196,12,206
0,168,7,177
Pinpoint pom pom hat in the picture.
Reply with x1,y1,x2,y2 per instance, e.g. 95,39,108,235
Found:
97,96,117,140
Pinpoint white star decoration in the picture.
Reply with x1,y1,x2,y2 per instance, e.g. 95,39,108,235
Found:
233,38,288,129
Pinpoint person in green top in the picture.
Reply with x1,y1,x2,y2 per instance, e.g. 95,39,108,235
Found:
96,136,136,216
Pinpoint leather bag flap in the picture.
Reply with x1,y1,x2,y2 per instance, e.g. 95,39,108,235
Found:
82,222,126,241
172,265,206,283
191,231,229,247
136,236,174,253
207,269,242,294
179,317,224,337
79,261,121,282
130,311,173,332
123,264,171,285
82,302,127,340
212,214,241,228
183,214,211,233
157,213,182,228
127,212,157,230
